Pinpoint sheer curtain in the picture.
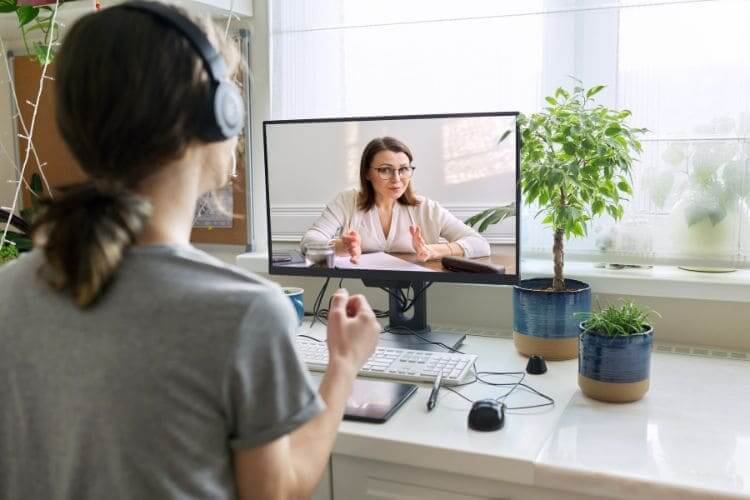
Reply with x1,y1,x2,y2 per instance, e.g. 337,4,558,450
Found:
270,0,750,268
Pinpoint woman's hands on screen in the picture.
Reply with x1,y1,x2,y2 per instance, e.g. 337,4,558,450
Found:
341,229,362,263
325,289,380,373
410,225,439,262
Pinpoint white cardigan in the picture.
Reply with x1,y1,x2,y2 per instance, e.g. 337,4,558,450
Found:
301,189,491,258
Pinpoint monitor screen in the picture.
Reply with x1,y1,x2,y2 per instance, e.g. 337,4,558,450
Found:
263,112,519,286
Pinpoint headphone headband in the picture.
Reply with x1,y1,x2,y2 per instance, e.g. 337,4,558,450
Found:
120,1,228,84
115,1,245,141
120,0,227,82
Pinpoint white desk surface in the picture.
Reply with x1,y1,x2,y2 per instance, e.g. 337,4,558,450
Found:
299,325,750,500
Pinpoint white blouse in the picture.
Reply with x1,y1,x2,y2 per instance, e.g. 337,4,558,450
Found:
301,189,491,258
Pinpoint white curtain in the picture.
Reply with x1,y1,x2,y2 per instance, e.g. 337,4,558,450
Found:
270,0,750,268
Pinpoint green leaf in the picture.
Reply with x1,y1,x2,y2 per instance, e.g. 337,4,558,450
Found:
0,0,16,13
617,181,632,194
586,85,605,98
32,41,54,65
16,5,39,27
613,135,628,148
562,142,576,155
545,96,557,106
605,125,622,136
592,199,604,215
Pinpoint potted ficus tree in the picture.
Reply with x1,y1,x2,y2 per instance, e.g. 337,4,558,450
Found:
512,81,646,360
578,301,658,403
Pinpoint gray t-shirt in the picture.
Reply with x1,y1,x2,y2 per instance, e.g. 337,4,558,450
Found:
0,245,323,499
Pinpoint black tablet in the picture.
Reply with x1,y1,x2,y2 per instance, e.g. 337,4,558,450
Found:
309,374,418,423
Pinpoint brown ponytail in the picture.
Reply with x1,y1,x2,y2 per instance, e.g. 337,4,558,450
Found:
34,183,151,307
38,4,240,307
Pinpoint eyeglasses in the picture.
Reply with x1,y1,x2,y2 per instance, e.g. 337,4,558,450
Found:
372,166,416,180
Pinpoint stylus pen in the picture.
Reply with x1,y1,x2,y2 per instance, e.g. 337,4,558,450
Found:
426,370,443,412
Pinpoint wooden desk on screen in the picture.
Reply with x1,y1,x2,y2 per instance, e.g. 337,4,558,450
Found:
390,251,516,275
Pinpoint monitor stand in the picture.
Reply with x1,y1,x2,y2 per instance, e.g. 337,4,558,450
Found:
362,280,466,353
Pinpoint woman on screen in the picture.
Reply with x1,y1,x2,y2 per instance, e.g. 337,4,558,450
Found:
301,136,491,263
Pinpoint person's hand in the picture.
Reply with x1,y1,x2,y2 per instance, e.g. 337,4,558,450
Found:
410,225,437,262
341,229,362,264
325,289,380,374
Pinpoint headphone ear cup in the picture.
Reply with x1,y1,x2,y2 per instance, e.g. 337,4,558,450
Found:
213,80,245,140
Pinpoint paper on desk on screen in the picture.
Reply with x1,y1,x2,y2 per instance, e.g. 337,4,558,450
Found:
335,252,435,272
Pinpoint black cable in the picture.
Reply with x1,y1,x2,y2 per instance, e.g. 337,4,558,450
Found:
297,334,325,343
310,277,330,328
380,286,407,311
382,324,555,412
402,282,433,313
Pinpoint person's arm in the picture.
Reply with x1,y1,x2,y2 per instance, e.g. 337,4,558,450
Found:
425,241,465,259
233,290,379,499
435,203,491,258
233,363,356,500
300,192,350,252
410,225,464,262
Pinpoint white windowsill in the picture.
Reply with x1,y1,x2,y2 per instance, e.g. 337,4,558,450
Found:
235,252,750,303
521,259,750,302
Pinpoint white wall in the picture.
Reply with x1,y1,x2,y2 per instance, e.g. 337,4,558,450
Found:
0,71,16,210
265,115,517,243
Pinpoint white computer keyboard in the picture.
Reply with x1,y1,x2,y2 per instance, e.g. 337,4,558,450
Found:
295,336,477,385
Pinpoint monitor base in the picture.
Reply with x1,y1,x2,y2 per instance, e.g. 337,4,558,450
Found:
379,329,466,353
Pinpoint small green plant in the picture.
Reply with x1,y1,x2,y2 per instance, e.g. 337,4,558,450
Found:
0,172,42,261
0,240,18,263
579,301,659,336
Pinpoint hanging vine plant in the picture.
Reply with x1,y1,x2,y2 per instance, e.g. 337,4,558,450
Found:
0,0,99,65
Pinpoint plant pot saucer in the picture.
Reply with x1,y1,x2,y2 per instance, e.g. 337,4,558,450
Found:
678,266,736,273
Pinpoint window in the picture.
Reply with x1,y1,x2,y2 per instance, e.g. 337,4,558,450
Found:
270,0,750,269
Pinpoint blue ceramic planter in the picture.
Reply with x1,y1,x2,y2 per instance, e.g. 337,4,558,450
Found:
579,325,653,383
512,278,591,360
578,324,653,402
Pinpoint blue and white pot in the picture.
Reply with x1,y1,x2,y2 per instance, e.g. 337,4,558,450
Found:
513,278,591,360
578,324,654,403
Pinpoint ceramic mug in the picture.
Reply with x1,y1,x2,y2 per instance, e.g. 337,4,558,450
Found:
282,287,304,326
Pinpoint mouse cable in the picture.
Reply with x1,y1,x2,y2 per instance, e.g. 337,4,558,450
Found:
390,326,555,412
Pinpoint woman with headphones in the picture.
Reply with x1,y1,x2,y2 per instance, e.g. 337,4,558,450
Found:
0,2,380,499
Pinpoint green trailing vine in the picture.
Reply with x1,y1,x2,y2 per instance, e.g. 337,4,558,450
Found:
0,0,63,64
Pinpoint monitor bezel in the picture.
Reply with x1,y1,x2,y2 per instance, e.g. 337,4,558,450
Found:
263,111,521,286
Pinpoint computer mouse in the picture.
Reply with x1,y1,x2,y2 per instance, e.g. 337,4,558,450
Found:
468,399,505,432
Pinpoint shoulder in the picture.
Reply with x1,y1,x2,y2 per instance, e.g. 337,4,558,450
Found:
127,245,285,312
330,188,363,213
334,188,360,205
0,250,43,299
163,247,297,344
413,195,444,215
